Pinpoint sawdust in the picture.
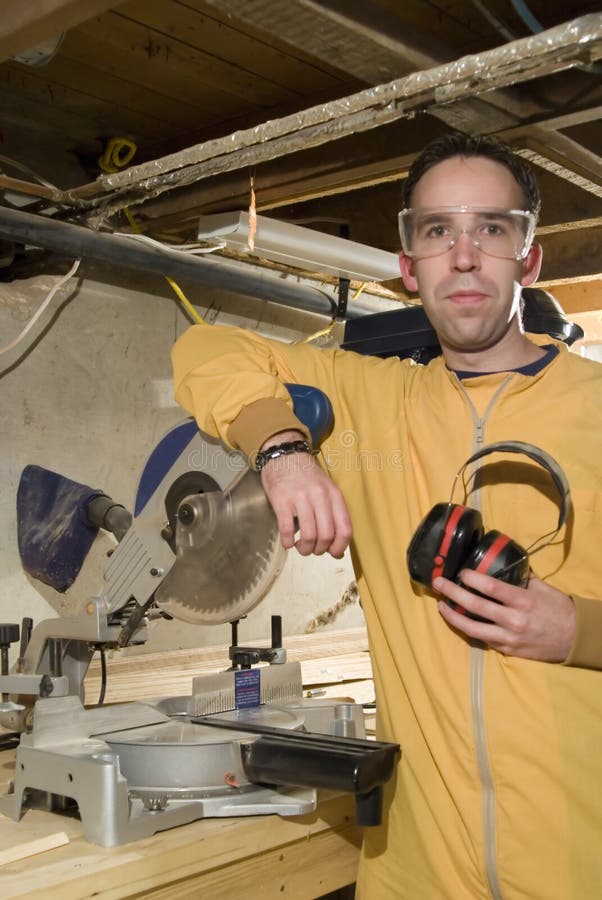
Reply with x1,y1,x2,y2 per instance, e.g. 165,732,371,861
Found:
305,581,359,633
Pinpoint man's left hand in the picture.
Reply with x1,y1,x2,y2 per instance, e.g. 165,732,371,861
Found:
432,570,575,662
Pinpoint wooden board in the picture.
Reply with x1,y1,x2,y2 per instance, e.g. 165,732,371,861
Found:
0,831,70,867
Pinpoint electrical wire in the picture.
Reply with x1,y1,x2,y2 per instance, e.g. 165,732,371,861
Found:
509,0,602,74
509,0,543,34
469,0,516,42
0,153,74,215
0,153,61,192
0,140,205,371
97,136,209,325
98,137,137,175
111,230,226,255
121,207,207,325
292,280,368,345
0,258,81,362
295,320,337,345
95,648,107,708
165,275,207,323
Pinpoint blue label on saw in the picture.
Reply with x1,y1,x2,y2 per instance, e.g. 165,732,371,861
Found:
234,669,261,708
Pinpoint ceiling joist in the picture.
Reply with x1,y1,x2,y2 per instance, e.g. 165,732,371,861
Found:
0,1,125,64
62,14,601,222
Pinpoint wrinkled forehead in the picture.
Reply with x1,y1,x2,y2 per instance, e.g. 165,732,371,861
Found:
410,156,526,211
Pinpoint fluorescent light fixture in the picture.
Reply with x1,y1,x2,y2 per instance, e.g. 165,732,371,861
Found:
198,211,401,282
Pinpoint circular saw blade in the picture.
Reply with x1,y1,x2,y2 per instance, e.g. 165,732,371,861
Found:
155,468,286,624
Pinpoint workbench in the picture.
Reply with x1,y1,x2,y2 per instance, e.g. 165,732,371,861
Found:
0,628,373,898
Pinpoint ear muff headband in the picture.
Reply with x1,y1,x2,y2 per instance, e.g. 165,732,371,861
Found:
457,440,571,535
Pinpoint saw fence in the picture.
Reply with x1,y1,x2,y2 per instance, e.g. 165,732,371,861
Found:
84,626,376,727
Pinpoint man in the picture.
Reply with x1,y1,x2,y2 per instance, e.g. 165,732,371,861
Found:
172,134,601,898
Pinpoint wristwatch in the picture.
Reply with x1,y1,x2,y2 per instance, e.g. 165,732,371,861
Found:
253,440,317,472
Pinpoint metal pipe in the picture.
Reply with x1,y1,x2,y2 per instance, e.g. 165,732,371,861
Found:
0,206,362,318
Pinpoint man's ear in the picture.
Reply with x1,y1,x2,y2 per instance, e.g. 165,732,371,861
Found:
520,241,543,287
398,252,418,293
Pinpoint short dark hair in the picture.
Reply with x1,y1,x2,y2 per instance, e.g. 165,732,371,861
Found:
401,133,541,219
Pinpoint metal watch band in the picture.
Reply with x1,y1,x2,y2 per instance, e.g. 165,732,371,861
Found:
254,440,317,472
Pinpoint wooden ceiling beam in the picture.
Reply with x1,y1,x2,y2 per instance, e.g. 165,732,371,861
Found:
508,128,602,199
550,280,602,315
135,119,602,235
0,1,125,64
198,0,550,135
538,224,602,284
525,105,602,132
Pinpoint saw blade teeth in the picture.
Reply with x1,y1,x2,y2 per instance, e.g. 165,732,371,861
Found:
154,448,286,625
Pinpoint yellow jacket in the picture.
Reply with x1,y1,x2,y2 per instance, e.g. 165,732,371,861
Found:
173,324,602,899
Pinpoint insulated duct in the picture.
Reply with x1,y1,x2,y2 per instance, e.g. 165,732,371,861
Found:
65,14,601,220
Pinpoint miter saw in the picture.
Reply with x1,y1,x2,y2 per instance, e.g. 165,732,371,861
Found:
0,386,399,847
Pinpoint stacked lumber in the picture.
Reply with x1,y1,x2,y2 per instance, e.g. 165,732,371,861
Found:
84,626,375,710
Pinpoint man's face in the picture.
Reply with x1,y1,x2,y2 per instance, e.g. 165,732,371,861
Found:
398,156,542,357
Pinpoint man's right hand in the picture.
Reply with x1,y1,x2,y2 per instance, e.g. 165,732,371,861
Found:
258,432,352,558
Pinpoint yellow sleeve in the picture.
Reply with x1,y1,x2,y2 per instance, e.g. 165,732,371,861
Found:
171,324,314,457
563,594,602,670
228,398,311,458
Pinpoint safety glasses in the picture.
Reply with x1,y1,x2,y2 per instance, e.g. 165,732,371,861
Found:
398,206,536,261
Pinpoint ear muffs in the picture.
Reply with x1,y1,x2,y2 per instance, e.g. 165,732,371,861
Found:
407,504,529,589
407,441,571,600
407,503,484,584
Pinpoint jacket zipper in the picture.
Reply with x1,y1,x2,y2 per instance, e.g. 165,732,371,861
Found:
454,374,512,900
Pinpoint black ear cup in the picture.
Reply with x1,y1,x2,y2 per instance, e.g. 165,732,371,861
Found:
461,530,528,586
407,503,483,587
407,507,529,589
449,531,529,622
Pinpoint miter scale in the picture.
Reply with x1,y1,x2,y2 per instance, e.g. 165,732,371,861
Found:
0,388,399,847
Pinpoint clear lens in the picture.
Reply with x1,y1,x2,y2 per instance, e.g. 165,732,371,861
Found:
398,207,535,260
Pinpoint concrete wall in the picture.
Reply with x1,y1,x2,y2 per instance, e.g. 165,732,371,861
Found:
0,261,363,668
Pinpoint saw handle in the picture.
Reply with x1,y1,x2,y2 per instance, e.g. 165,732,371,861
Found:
286,383,333,446
195,715,400,826
241,733,398,826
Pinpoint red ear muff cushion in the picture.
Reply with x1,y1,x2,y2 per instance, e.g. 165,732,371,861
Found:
407,503,483,587
462,530,529,586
